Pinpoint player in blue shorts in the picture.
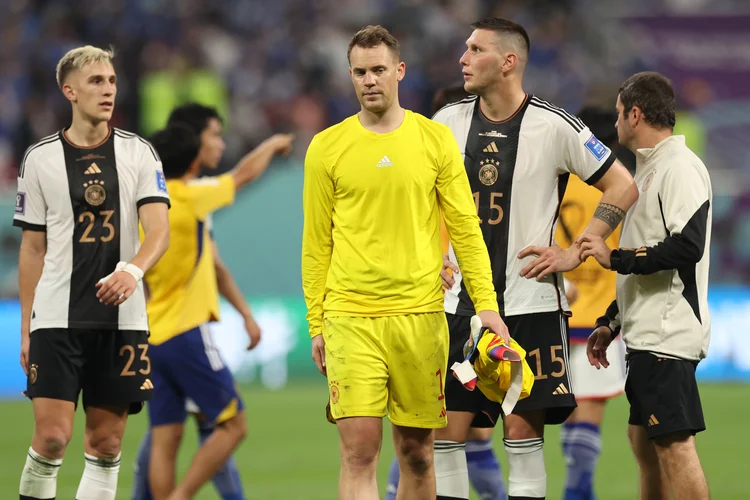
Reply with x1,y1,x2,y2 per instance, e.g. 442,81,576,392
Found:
131,104,287,499
136,121,291,499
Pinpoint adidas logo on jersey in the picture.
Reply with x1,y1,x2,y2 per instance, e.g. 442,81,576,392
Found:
648,414,660,426
376,156,394,168
553,383,569,395
140,379,154,390
483,142,499,153
84,163,102,175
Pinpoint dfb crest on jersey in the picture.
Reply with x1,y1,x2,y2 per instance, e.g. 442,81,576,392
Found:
479,159,500,186
642,170,656,192
29,364,38,385
83,179,106,206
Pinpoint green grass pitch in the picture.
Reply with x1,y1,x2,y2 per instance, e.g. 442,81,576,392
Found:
0,382,747,499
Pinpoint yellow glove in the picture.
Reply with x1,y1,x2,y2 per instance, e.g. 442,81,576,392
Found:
450,316,534,416
474,331,535,415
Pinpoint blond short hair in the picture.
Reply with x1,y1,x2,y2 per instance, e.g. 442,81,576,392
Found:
55,45,115,89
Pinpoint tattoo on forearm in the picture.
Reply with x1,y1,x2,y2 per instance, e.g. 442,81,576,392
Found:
594,203,625,230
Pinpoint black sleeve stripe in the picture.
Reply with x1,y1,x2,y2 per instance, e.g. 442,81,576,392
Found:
137,196,171,209
431,95,478,119
529,100,583,133
19,135,61,178
584,152,616,185
531,97,585,129
137,137,161,162
657,194,669,233
114,130,161,162
13,220,46,231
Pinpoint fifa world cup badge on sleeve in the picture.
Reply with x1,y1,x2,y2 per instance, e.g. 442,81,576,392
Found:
156,170,168,193
585,135,609,161
15,192,25,215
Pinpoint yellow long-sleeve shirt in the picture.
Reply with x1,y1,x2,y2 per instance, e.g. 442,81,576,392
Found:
301,110,497,338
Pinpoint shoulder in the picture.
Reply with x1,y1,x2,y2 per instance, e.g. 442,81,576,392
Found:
431,96,477,124
19,132,62,177
113,128,160,161
661,139,711,185
310,116,359,147
526,96,586,134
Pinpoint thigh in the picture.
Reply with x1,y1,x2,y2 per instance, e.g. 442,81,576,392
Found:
84,405,129,451
82,330,153,415
27,328,85,405
147,338,188,427
625,352,705,440
166,325,244,425
443,313,501,428
387,313,449,429
324,316,388,420
508,311,576,424
569,337,626,401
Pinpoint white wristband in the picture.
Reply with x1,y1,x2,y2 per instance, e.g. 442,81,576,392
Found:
121,263,144,282
97,261,144,285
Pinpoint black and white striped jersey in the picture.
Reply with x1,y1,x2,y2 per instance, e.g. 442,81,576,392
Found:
13,128,170,332
434,95,616,317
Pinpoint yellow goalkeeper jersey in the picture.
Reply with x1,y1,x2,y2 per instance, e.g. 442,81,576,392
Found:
556,174,620,328
302,110,497,338
143,174,235,344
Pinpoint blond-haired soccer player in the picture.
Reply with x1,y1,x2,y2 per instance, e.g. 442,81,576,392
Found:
302,25,507,500
142,124,292,500
582,72,711,500
14,46,171,500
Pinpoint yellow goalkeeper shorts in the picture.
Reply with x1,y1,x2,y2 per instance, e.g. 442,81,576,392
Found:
323,313,449,429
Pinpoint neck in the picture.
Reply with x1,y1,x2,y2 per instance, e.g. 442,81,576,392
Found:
182,160,202,182
478,79,526,122
66,112,109,147
358,101,405,133
631,126,673,152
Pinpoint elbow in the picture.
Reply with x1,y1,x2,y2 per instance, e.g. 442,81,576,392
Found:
624,180,639,210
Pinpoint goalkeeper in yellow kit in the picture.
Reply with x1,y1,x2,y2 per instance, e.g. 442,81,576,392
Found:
301,25,507,500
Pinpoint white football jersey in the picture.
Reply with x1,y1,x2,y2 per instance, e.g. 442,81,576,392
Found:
13,128,170,332
434,95,615,317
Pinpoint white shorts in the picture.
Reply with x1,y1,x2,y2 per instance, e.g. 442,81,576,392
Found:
570,336,626,400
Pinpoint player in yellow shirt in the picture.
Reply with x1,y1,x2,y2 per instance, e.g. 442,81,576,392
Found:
556,106,629,500
141,125,292,500
302,25,507,500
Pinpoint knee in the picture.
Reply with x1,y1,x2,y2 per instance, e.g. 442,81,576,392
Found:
35,426,72,457
342,441,380,471
219,413,248,442
397,439,433,476
87,430,123,458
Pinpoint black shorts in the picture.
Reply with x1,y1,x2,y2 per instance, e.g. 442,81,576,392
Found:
445,310,576,427
26,328,153,414
625,351,705,440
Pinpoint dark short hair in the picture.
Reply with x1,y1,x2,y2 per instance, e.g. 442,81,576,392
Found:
577,106,618,149
347,25,400,63
149,125,200,179
618,72,676,129
167,103,222,136
432,85,471,115
470,17,530,56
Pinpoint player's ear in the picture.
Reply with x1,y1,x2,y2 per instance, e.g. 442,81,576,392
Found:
502,52,518,74
397,61,406,82
61,82,77,103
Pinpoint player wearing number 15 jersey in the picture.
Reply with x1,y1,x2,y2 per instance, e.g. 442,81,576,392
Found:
14,46,170,500
432,18,639,500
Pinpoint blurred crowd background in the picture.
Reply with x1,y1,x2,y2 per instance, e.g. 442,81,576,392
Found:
0,0,749,297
